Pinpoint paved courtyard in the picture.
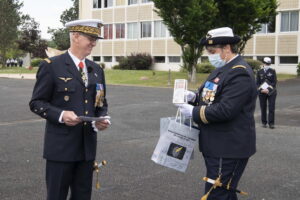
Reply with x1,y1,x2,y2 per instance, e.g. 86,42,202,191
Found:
0,77,299,200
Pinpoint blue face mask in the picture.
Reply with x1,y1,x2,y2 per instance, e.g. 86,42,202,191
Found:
208,53,226,68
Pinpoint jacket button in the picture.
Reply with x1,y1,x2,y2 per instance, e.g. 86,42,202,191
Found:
84,122,87,125
85,89,88,92
85,111,88,115
65,88,68,91
85,100,88,104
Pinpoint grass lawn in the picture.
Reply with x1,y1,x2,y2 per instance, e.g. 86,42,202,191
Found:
0,66,297,89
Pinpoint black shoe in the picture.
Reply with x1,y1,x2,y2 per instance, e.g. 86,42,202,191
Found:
269,124,275,129
262,124,267,128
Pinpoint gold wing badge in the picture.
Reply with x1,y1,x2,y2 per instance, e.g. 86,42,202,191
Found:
58,77,73,83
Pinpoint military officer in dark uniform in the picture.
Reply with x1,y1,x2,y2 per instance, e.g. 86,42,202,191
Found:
176,27,257,200
256,57,277,129
29,19,110,200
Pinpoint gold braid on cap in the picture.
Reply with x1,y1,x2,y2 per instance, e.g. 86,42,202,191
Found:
69,25,101,36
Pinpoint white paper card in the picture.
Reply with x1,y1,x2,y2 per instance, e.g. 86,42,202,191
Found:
172,79,188,104
78,116,111,122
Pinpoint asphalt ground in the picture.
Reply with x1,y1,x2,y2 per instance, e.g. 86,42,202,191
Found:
0,77,299,200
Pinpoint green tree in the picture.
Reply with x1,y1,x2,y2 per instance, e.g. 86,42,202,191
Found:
48,0,79,50
215,0,278,53
152,0,218,82
17,15,47,63
0,0,22,67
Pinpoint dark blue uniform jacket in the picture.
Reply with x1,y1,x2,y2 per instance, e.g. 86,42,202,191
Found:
29,52,108,162
191,56,257,158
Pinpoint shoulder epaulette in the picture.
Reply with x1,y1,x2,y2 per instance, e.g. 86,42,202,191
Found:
232,65,246,69
44,58,51,63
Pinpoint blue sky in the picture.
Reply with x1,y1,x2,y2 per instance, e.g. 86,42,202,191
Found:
21,0,73,39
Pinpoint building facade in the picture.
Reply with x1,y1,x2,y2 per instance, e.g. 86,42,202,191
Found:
80,0,300,74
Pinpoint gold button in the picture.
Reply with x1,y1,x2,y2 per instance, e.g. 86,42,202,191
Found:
85,89,88,92
85,111,88,115
84,122,87,125
34,109,37,112
85,100,88,104
43,113,46,116
65,88,68,91
40,107,43,110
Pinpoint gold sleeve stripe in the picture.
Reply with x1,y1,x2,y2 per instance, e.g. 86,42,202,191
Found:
200,106,209,124
232,65,246,69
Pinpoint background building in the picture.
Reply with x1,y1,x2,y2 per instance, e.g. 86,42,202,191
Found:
80,0,300,74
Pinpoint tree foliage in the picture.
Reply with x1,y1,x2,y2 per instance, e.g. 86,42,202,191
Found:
48,0,79,50
0,0,23,66
153,0,278,82
152,0,218,82
17,15,47,59
215,0,278,54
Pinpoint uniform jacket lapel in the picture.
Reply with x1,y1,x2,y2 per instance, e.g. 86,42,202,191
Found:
64,52,85,86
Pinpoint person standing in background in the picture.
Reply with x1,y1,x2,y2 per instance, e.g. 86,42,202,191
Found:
256,57,277,129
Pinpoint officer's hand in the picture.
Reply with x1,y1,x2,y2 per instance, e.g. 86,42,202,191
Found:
185,90,196,102
95,119,110,131
261,89,269,94
62,111,81,126
175,103,194,118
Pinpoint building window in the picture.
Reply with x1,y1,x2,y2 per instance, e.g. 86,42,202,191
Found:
141,21,151,38
104,24,113,39
154,21,166,37
115,24,125,39
258,16,275,34
116,56,124,62
168,56,180,63
280,11,299,32
201,56,208,63
257,56,275,64
93,0,101,8
93,56,101,62
103,56,112,62
279,56,298,64
127,22,138,39
154,56,165,63
142,0,151,3
104,0,113,8
128,0,138,5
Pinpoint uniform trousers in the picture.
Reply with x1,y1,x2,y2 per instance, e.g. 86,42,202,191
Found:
258,93,277,125
203,155,248,200
46,160,94,200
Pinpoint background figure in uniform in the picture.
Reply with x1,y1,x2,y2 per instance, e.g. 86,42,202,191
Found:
256,57,277,129
18,58,23,67
6,59,11,67
176,27,256,200
29,19,110,200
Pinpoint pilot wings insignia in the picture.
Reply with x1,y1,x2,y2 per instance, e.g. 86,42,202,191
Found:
58,77,73,82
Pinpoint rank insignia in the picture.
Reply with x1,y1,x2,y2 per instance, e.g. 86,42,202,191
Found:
59,77,72,82
64,95,70,101
202,81,218,104
94,83,104,107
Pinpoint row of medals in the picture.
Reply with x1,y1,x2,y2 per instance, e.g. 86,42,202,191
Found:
202,88,216,104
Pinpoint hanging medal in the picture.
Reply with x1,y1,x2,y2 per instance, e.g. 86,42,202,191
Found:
94,83,104,107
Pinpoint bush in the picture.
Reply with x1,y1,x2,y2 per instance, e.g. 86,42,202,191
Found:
118,53,153,70
297,63,300,77
31,58,43,67
112,65,121,69
245,58,262,74
196,62,215,73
